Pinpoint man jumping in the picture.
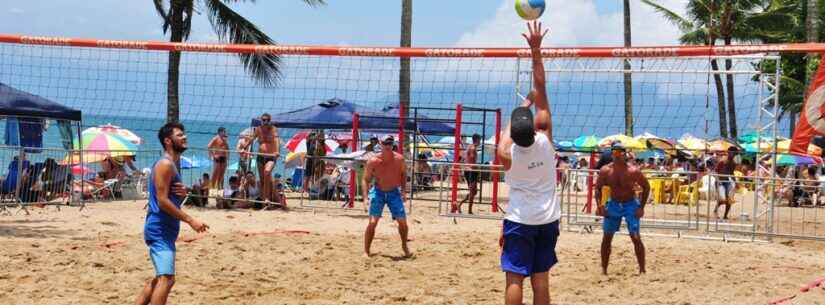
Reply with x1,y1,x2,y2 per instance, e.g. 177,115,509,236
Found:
134,122,209,305
496,21,560,305
362,135,411,258
595,142,650,275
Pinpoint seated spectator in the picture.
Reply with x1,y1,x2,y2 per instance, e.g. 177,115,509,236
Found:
217,176,243,209
2,155,30,195
414,153,433,187
242,171,261,201
332,166,351,201
271,173,286,205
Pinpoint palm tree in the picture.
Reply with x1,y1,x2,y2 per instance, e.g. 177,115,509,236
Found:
642,0,788,138
152,0,325,123
623,0,634,136
400,0,412,121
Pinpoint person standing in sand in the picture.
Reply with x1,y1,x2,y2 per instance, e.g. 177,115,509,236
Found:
134,122,209,305
713,147,738,219
236,132,253,176
207,127,229,193
496,21,559,305
249,113,281,207
362,135,411,258
458,133,481,214
595,142,650,275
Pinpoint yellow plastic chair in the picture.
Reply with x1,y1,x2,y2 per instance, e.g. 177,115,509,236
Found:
676,181,699,206
648,179,665,204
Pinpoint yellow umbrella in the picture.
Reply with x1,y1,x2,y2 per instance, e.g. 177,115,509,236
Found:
599,134,646,150
677,136,708,151
708,139,740,152
776,140,823,155
635,132,677,156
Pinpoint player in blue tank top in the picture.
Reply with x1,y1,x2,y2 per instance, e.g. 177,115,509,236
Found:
134,122,209,305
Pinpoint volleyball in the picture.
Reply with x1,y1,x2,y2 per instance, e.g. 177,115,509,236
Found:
515,0,546,20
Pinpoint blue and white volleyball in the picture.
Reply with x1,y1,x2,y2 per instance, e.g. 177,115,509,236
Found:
515,0,546,20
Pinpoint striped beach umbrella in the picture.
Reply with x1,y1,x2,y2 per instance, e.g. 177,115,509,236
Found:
83,124,143,145
770,153,823,166
64,132,138,164
573,135,600,152
599,134,646,150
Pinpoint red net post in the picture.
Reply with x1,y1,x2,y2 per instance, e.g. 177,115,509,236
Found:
585,151,596,213
492,109,501,212
349,113,360,208
450,104,463,213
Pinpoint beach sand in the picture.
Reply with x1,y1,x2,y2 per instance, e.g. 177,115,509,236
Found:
1,199,824,305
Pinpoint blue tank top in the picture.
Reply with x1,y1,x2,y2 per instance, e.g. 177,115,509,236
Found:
144,156,183,244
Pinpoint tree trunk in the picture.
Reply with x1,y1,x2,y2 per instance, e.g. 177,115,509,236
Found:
623,0,633,136
710,59,729,139
399,0,412,111
166,1,184,124
724,36,737,139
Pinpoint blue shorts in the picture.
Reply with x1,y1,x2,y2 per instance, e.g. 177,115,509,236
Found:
603,198,641,235
501,219,560,276
368,187,406,219
147,240,176,276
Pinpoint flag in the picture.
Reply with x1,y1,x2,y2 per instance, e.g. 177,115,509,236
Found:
791,54,825,155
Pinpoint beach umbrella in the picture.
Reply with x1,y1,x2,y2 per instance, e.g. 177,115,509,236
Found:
64,132,138,164
284,152,305,169
83,124,143,145
636,132,677,155
769,153,823,166
709,139,741,152
286,131,339,153
409,142,449,159
738,131,759,144
776,139,823,156
742,141,773,153
558,140,574,151
677,135,708,152
599,134,646,150
573,135,600,151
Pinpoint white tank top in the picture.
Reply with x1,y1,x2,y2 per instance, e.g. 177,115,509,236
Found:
505,133,560,225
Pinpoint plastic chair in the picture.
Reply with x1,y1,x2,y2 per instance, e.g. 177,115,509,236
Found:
676,181,700,206
648,179,665,204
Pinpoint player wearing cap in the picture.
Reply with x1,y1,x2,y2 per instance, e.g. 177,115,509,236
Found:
362,135,411,258
594,142,650,275
496,21,558,305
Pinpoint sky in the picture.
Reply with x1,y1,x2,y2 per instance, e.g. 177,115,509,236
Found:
0,0,686,47
0,1,785,140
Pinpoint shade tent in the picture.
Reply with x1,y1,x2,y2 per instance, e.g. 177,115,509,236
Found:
377,105,455,135
0,83,81,121
270,98,377,129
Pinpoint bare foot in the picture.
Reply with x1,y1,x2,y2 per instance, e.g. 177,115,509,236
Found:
402,245,412,258
363,252,372,258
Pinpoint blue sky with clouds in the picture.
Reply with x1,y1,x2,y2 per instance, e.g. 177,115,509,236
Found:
1,1,784,140
0,1,682,47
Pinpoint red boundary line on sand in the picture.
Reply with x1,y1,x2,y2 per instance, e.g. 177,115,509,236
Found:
764,276,825,305
2,34,825,58
241,229,311,237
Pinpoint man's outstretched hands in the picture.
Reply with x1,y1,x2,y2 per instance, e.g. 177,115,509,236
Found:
522,20,549,50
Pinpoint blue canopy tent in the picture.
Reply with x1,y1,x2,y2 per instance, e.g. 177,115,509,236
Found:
0,83,82,121
369,105,455,136
270,98,454,135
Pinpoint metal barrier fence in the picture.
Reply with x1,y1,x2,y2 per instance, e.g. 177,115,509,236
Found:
435,163,505,220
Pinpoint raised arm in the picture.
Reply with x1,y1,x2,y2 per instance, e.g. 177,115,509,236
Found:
522,21,552,142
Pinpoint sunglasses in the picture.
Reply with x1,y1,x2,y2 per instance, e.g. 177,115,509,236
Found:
381,142,394,146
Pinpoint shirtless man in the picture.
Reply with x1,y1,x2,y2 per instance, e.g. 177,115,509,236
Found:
362,135,411,258
458,133,481,214
236,133,253,176
207,127,229,191
714,147,738,219
249,113,281,206
595,142,650,275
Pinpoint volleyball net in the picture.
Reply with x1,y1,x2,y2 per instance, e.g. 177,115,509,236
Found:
0,34,800,212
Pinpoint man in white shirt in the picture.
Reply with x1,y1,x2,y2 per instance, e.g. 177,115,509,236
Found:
495,21,559,305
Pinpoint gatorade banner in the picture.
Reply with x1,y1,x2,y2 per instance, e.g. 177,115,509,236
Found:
791,54,825,155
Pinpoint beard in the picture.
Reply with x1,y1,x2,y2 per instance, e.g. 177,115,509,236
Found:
171,140,187,154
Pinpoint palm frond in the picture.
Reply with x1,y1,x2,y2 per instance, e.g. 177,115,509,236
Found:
679,28,709,45
182,2,194,40
203,0,281,87
640,0,694,32
219,0,325,7
153,0,170,33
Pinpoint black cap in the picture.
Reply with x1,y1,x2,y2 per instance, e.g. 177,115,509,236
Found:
610,142,626,151
510,107,535,147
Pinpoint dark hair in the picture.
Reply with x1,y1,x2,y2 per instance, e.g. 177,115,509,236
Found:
217,127,226,133
472,134,481,142
261,113,271,119
158,122,185,149
203,173,210,178
229,176,240,184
